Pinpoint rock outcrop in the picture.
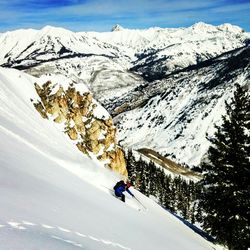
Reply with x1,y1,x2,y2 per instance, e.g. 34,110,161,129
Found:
33,80,127,176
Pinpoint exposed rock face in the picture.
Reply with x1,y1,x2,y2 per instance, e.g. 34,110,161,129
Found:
33,80,127,176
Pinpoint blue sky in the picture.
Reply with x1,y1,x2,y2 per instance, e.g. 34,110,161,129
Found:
0,0,249,32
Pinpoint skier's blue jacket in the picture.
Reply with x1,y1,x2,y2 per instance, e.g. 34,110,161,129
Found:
114,183,133,197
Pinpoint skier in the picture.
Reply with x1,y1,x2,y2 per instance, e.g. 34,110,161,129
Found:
113,180,134,202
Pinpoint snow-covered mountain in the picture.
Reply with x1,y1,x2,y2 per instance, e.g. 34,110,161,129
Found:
0,23,249,167
0,22,249,101
0,67,224,249
112,46,250,166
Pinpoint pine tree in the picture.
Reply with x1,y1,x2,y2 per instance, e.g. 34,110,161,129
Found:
162,175,172,210
126,149,136,180
198,84,250,250
125,150,200,223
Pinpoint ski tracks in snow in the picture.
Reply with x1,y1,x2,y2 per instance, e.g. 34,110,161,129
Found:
0,220,131,250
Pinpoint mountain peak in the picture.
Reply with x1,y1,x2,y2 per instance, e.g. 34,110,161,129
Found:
190,22,215,31
218,23,244,33
40,25,71,35
190,22,244,34
111,24,124,32
41,25,57,32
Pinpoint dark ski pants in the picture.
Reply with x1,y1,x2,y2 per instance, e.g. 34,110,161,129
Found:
115,191,125,202
121,194,125,202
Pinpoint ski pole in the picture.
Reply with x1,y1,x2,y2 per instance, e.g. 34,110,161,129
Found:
133,195,147,210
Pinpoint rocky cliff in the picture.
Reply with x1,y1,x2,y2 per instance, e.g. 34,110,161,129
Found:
33,80,127,176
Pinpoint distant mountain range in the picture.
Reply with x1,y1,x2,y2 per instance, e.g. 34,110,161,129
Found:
1,22,249,167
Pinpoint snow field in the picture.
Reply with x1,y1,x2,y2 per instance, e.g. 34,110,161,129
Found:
0,67,225,250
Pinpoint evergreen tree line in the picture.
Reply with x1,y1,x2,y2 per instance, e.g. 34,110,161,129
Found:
197,84,250,250
126,150,200,223
125,84,249,250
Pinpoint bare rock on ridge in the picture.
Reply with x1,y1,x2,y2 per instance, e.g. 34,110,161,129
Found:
33,80,127,176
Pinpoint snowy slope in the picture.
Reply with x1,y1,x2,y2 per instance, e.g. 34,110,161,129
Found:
0,25,120,64
0,67,224,249
111,46,250,167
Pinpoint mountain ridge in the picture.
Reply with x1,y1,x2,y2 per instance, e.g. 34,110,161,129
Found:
112,46,250,166
1,22,249,167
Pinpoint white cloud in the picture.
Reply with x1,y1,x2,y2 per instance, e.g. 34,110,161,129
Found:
213,2,250,13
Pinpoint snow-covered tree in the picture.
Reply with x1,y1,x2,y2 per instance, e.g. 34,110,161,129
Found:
198,84,250,250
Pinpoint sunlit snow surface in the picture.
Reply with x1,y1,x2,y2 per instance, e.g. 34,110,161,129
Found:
0,68,225,250
0,24,249,168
